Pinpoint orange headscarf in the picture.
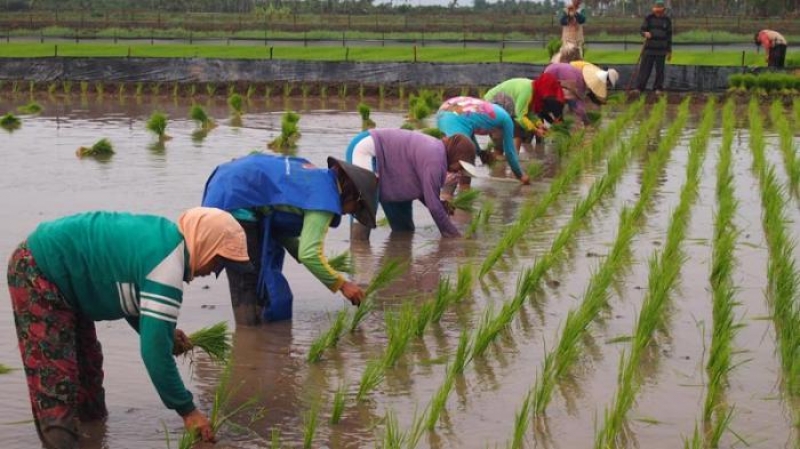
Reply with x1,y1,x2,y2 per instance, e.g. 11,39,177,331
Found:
177,207,249,279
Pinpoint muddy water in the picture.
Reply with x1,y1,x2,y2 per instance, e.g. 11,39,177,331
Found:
0,95,797,448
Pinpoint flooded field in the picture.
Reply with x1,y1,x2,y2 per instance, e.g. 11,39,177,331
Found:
0,92,799,448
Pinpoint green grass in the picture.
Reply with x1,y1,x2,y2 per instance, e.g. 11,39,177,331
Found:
0,42,767,66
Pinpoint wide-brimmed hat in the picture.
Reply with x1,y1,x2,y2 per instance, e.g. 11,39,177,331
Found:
582,63,614,102
327,157,379,229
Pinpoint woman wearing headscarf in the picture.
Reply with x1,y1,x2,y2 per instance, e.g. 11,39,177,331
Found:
544,61,619,125
483,74,566,149
436,96,536,185
344,128,477,240
201,153,378,325
7,207,252,449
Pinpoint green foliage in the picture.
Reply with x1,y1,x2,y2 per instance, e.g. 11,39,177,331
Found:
17,101,42,114
0,113,21,131
268,111,302,152
358,103,376,130
327,250,353,274
450,189,480,213
301,400,319,449
329,381,346,425
146,111,169,140
188,321,232,364
546,38,562,58
420,127,444,138
189,104,215,130
76,138,115,158
0,364,13,374
228,93,244,115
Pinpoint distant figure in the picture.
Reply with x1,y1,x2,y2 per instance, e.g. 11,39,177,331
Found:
754,29,788,68
558,0,586,57
634,0,672,94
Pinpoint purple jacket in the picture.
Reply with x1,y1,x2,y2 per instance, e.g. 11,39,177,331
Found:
370,129,459,237
544,62,589,124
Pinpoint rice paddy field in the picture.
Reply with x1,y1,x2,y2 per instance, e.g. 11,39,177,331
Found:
0,90,799,448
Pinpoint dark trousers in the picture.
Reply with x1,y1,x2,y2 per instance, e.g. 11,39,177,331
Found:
636,53,667,91
769,44,787,68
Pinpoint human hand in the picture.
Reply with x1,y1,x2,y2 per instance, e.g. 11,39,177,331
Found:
340,281,365,306
519,174,531,185
182,409,215,443
643,31,652,39
442,200,456,216
172,329,194,356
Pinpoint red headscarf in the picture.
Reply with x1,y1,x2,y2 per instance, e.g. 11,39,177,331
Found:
532,73,565,113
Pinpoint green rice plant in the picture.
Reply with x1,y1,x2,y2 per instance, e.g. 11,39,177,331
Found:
420,127,444,138
682,423,703,449
586,110,602,125
381,409,406,449
383,302,416,368
378,84,385,100
172,82,179,97
770,99,800,195
510,390,534,449
94,81,104,96
339,83,348,99
268,111,301,152
17,101,42,114
358,103,376,130
301,400,319,449
188,321,232,364
271,428,281,449
329,380,346,425
146,111,171,141
398,85,405,101
75,138,114,159
206,83,217,97
327,250,353,274
464,208,483,238
452,327,472,374
357,359,385,401
246,84,257,99
0,113,21,131
151,82,161,96
264,84,273,98
189,104,216,130
10,80,19,94
135,82,144,97
450,189,480,213
62,80,72,95
307,308,349,362
28,80,35,95
348,259,407,333
319,84,328,99
79,81,89,95
425,362,456,430
228,93,244,116
47,82,57,95
118,83,127,97
227,83,237,96
187,83,196,97
526,160,544,179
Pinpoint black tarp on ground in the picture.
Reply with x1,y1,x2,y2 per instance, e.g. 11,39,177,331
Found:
0,57,784,91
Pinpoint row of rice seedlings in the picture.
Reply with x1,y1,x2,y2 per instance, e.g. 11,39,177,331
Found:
746,98,800,402
267,111,301,153
701,99,741,445
75,138,114,159
596,97,710,449
478,99,646,277
531,97,687,416
769,100,800,196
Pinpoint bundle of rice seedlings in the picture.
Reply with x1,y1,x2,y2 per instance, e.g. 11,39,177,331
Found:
327,250,353,275
586,110,602,125
228,93,244,116
268,111,301,152
17,101,43,115
146,111,171,141
358,103,376,130
188,321,232,364
451,189,480,213
420,127,445,138
0,113,21,131
189,104,216,130
76,138,114,158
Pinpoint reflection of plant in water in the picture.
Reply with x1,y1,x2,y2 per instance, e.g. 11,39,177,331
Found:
246,84,256,99
135,82,144,97
28,80,35,96
151,82,161,96
329,380,346,425
188,83,196,97
191,129,208,144
62,80,72,95
319,84,328,99
206,83,216,97
338,83,347,99
79,81,89,96
47,83,57,95
358,103,376,130
190,104,216,131
76,138,114,159
227,83,236,96
146,111,171,142
267,110,301,153
0,364,12,374
17,101,42,115
11,81,19,94
172,82,179,97
264,84,273,98
301,84,311,99
95,81,104,97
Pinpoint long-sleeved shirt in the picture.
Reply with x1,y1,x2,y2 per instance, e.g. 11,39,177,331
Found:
436,96,523,178
640,12,673,56
366,129,459,237
483,78,533,127
27,212,195,416
544,63,589,124
559,7,586,47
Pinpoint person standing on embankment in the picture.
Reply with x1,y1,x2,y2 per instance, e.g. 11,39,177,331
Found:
634,0,673,94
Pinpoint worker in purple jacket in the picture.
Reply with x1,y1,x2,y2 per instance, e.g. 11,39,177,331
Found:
345,129,476,240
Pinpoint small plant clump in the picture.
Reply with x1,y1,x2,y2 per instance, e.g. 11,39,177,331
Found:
268,111,302,153
76,138,115,159
357,103,376,130
0,113,22,131
189,104,216,131
17,101,43,115
146,111,171,142
228,93,244,116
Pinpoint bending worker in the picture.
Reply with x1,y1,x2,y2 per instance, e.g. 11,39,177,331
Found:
345,128,477,240
754,29,788,68
483,74,566,150
437,96,534,185
544,61,618,125
7,207,253,449
201,153,378,324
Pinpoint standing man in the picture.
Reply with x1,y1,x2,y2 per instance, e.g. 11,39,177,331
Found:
634,0,672,94
558,0,586,58
754,30,788,68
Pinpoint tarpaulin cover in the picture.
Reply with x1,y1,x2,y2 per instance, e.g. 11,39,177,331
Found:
0,57,790,92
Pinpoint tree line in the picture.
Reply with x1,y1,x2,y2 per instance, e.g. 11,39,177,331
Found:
2,0,797,17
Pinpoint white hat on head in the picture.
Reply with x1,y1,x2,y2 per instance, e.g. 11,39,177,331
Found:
607,68,619,88
582,63,610,102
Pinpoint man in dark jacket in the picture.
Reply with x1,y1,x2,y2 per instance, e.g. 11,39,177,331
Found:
634,0,672,94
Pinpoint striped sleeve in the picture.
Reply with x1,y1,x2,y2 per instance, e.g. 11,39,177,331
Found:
140,243,185,323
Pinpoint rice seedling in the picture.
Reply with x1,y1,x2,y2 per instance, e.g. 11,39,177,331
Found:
329,380,347,425
302,400,319,449
10,81,19,94
172,82,179,97
189,104,216,130
382,302,416,368
264,84,274,99
268,111,301,152
510,390,534,449
47,82,57,95
135,82,144,97
94,81,104,97
769,99,800,195
187,83,196,97
526,160,544,180
228,93,244,116
0,113,21,131
79,81,89,96
425,362,456,430
398,85,405,101
339,83,348,99
451,189,480,213
151,82,162,96
227,83,237,96
319,84,328,99
359,83,366,100
327,250,353,274
146,111,171,141
187,321,232,364
596,98,709,447
205,83,216,97
357,359,385,401
381,409,406,449
75,138,114,159
16,101,42,115
358,103,376,130
420,127,444,138
28,80,35,96
118,83,126,97
246,84,257,99
62,80,72,95
307,309,349,362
